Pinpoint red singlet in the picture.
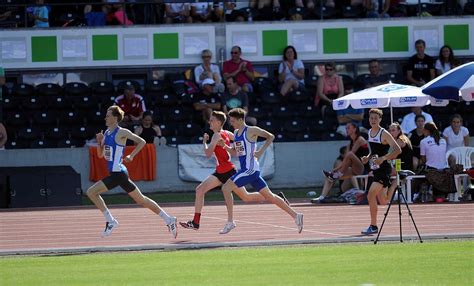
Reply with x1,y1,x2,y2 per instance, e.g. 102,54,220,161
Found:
214,130,235,174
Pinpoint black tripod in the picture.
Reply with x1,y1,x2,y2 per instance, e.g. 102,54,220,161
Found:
374,171,423,244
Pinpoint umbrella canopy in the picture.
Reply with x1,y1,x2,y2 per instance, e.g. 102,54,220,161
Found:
422,61,474,101
460,75,474,101
333,83,432,111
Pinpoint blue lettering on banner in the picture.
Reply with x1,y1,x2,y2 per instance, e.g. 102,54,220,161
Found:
399,96,418,104
360,98,377,106
377,84,407,93
337,100,344,107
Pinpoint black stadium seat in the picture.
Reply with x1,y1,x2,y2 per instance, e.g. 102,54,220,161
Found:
272,105,296,119
59,110,83,125
283,118,307,134
5,140,29,150
29,139,56,149
90,81,115,96
46,94,71,110
21,96,46,110
11,83,35,97
146,80,170,94
178,122,202,137
117,80,142,94
33,110,58,126
65,82,90,97
155,92,179,107
70,126,95,141
57,138,84,148
7,112,29,127
44,126,69,140
261,91,281,105
17,126,42,141
36,83,63,97
158,122,177,137
2,95,20,111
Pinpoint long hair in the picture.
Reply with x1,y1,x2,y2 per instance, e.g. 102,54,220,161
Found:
142,111,155,127
424,122,441,145
438,45,455,69
390,122,412,149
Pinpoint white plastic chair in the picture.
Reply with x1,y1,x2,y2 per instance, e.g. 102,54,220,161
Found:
446,147,474,201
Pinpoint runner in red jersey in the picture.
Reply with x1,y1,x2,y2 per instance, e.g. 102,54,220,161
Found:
180,111,278,232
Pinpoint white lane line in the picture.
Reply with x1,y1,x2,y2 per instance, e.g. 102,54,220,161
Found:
201,215,343,236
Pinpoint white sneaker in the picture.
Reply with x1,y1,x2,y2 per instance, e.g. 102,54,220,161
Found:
102,219,119,237
295,213,303,233
219,221,236,234
167,217,178,239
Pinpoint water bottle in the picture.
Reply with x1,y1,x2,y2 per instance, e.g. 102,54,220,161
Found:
420,183,428,203
307,191,316,197
369,155,380,170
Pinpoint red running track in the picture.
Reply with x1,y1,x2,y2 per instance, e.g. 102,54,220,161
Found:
1,200,473,255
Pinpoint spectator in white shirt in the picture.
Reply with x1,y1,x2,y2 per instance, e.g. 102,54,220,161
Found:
435,45,458,76
443,114,470,167
278,45,305,96
164,3,192,24
401,107,433,134
194,49,225,93
420,122,447,170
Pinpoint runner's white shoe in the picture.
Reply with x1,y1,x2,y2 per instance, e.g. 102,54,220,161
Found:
219,221,236,234
167,217,178,239
102,219,119,237
295,213,303,233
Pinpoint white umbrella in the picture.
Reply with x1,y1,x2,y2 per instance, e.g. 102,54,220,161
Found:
333,82,447,122
460,75,474,102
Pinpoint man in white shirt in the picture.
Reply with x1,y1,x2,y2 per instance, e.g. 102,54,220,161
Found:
400,107,433,134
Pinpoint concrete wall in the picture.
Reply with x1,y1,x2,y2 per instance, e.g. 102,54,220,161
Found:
0,141,345,193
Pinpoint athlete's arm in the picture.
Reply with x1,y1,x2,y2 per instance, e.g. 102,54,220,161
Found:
121,129,146,162
96,131,105,158
375,129,401,165
204,133,220,157
249,126,274,160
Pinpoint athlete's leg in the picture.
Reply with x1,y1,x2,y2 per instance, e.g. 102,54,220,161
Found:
222,179,237,223
195,175,223,214
258,187,297,219
233,186,266,202
319,178,335,198
334,151,364,176
86,181,109,212
367,181,384,226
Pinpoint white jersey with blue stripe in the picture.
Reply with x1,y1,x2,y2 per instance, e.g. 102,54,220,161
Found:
234,127,259,174
103,127,126,173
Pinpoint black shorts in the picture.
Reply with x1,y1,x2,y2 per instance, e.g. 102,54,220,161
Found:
370,162,392,188
212,169,237,184
102,171,137,193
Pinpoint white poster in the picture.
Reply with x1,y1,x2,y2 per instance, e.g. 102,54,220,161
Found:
178,143,275,183
292,30,317,53
232,31,258,54
123,35,148,58
184,33,209,56
62,37,87,59
353,29,378,52
1,38,27,60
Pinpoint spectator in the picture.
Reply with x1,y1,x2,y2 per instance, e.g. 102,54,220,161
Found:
0,122,6,150
250,0,284,21
435,45,457,76
193,78,222,124
400,107,433,134
314,122,369,203
112,3,133,25
336,84,364,136
134,111,162,144
191,2,212,22
224,1,248,22
278,45,305,97
221,76,257,126
84,3,107,27
114,85,146,128
314,62,344,116
408,114,426,171
381,0,406,17
389,122,414,171
443,113,470,151
364,59,389,88
164,2,192,24
420,122,448,170
223,46,255,93
28,0,49,28
364,0,388,18
194,49,225,93
406,39,435,87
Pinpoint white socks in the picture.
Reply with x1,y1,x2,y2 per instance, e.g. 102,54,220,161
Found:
103,208,115,223
159,210,172,224
333,171,343,179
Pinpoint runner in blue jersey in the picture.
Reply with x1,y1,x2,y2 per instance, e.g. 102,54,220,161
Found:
86,106,178,238
218,108,304,234
360,108,401,235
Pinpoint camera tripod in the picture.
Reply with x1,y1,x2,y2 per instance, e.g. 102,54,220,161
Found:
374,171,423,244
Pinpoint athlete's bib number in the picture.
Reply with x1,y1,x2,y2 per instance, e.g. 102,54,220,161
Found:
234,141,246,156
104,145,112,161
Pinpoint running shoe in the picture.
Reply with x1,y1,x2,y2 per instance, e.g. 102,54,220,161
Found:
361,225,378,235
102,219,119,237
295,213,304,233
179,220,199,230
322,170,336,182
277,192,290,206
310,196,325,204
219,221,236,234
167,217,178,239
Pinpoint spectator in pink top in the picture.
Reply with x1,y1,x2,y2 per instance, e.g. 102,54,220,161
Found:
113,4,133,25
223,46,255,93
315,62,344,116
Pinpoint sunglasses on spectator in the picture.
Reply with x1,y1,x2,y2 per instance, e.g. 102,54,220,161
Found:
325,68,334,71
231,51,240,54
202,55,211,58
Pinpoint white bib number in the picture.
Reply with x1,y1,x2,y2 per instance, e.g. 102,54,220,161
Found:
235,141,246,156
104,145,112,161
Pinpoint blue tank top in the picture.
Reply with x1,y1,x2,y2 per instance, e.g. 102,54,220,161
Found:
103,127,126,173
234,127,259,173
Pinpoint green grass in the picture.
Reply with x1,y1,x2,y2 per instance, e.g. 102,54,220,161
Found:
81,188,318,205
1,240,473,286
